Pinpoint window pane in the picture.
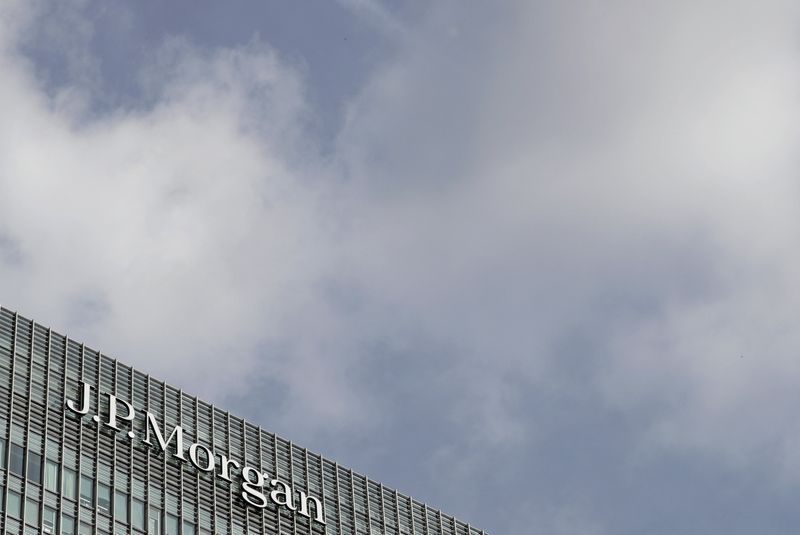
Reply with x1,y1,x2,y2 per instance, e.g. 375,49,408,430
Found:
184,521,196,535
149,507,161,535
63,468,77,501
132,499,145,530
0,438,6,467
80,475,94,507
7,489,21,519
27,451,42,485
62,513,76,535
25,497,39,526
43,506,57,530
215,515,228,535
98,483,111,515
9,443,24,477
45,460,60,492
166,514,179,535
115,491,128,523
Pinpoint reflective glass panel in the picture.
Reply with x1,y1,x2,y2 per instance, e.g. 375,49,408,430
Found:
63,468,77,500
44,459,59,492
7,489,21,519
27,451,42,485
115,491,128,523
9,443,24,476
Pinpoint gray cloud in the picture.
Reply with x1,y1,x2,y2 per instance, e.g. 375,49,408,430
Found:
0,231,24,266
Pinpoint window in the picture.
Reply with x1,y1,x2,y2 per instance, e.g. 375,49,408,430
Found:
7,489,21,519
184,521,196,535
166,514,179,535
63,468,77,500
45,459,60,492
80,475,94,507
98,483,111,515
215,515,228,535
25,497,39,526
43,506,57,533
0,437,6,466
79,522,92,535
149,506,161,535
62,513,76,535
9,442,24,476
27,450,42,485
115,491,128,523
132,499,145,530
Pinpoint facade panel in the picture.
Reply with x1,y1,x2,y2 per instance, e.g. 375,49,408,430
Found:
0,307,487,535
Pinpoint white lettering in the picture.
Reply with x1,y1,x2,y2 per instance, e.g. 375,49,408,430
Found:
188,443,215,472
143,412,186,461
66,382,92,415
298,490,325,524
241,467,268,508
65,382,325,523
218,455,240,482
270,479,297,511
105,393,135,431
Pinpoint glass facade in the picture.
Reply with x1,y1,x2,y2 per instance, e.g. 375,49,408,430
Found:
0,307,487,535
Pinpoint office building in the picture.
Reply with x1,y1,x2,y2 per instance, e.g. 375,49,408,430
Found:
0,306,487,535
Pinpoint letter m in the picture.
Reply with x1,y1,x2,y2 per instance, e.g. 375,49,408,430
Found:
143,412,186,461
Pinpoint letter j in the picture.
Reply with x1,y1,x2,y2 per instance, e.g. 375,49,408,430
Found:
66,382,92,415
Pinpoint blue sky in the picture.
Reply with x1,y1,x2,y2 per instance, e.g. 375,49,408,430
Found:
2,1,800,533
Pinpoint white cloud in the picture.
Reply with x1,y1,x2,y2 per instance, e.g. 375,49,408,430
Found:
0,8,345,413
3,1,800,532
336,0,800,490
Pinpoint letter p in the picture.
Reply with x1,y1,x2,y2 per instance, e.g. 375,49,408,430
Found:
105,393,135,431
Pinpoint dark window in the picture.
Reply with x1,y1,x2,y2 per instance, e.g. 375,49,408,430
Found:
27,451,42,485
9,443,24,477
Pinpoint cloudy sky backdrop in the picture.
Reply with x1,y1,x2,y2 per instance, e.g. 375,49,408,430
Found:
2,1,800,533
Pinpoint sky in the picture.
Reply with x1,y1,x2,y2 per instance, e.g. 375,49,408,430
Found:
1,1,800,533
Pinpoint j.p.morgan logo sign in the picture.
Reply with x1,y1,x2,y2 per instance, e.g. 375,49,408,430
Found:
66,382,325,525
